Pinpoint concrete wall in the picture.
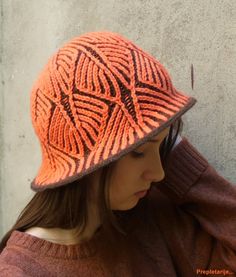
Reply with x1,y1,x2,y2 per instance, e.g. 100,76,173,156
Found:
0,0,235,237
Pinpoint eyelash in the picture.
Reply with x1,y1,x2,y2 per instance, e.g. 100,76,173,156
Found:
131,139,166,158
131,151,145,158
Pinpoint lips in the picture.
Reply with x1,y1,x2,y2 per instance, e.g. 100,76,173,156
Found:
136,189,148,194
134,189,149,198
136,187,150,193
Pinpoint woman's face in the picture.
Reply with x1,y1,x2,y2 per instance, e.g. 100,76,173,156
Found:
89,126,170,211
108,126,170,210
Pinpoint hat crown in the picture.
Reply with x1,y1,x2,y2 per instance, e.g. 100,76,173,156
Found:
30,31,196,190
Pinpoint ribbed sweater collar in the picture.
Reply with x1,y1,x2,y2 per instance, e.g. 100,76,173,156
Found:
7,230,103,259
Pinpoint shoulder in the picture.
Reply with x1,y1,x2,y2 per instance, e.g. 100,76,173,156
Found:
0,241,28,273
0,240,51,277
0,263,28,277
0,231,42,276
0,239,30,276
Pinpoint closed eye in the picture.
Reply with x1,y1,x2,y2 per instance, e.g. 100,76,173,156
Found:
131,151,145,158
131,136,168,159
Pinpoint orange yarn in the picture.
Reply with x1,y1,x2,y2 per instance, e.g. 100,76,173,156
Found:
30,31,196,190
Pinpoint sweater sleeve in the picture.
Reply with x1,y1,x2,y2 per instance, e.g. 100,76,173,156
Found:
154,137,236,274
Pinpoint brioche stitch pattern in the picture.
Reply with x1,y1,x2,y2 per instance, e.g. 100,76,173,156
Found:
30,31,196,190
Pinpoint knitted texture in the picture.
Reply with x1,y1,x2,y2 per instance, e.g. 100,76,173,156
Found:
30,31,197,190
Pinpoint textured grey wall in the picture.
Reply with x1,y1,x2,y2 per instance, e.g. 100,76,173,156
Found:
0,0,235,237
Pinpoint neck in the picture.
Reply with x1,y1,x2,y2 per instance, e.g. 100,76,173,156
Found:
25,202,102,245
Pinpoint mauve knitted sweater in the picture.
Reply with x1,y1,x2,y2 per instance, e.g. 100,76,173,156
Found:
0,137,235,276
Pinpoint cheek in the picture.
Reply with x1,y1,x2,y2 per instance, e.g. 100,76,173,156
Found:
109,179,139,210
112,160,140,190
109,169,130,199
108,159,141,206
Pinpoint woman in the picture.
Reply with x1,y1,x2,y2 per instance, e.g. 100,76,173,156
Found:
0,31,235,276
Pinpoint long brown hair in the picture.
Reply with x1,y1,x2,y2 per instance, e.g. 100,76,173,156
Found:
0,118,183,257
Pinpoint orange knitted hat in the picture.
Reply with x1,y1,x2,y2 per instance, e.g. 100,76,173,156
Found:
30,31,197,191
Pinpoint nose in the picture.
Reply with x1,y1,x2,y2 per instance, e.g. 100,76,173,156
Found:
142,151,165,183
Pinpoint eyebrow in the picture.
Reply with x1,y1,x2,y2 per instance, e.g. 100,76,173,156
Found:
139,135,167,147
137,130,170,148
147,132,169,143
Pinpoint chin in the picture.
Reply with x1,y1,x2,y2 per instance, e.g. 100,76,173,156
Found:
112,198,139,211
